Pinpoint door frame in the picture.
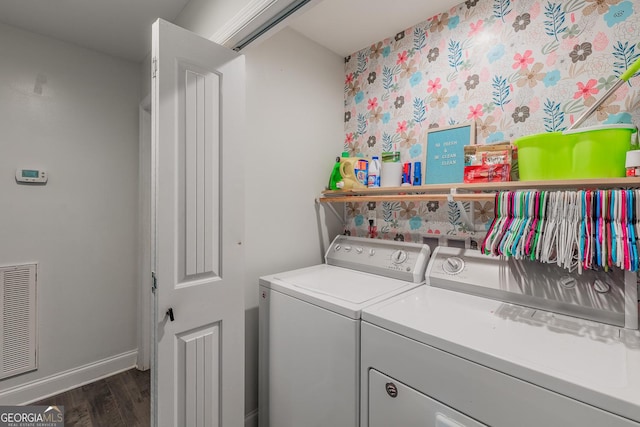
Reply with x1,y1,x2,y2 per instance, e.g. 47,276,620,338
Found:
137,95,151,371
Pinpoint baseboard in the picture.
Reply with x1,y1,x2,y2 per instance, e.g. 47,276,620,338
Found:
0,349,138,405
245,408,258,427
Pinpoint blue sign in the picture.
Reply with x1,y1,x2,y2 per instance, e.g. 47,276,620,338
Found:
425,123,475,184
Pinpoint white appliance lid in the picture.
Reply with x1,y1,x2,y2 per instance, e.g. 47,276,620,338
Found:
274,265,411,304
260,264,422,319
362,286,640,423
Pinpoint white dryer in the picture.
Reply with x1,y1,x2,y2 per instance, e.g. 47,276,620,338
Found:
361,246,640,427
258,235,431,427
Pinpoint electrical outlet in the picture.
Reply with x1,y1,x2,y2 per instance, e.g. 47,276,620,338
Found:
367,209,377,227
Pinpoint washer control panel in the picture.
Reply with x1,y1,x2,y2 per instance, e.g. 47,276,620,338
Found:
326,235,431,283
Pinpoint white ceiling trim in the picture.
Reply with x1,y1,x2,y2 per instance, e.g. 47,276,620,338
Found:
209,0,278,45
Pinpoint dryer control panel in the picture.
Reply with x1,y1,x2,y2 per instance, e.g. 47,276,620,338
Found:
326,235,431,283
426,246,637,328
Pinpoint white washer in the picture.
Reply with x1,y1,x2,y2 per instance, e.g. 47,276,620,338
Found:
258,235,431,427
361,246,640,427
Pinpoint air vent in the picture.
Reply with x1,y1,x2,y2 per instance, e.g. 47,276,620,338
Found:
0,264,37,379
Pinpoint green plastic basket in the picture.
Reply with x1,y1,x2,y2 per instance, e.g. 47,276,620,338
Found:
513,124,638,181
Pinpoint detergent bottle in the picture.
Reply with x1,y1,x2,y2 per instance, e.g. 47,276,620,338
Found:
339,152,368,190
328,156,343,190
368,156,380,187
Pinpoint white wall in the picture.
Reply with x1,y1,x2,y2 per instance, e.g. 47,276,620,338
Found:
0,23,140,400
243,27,344,419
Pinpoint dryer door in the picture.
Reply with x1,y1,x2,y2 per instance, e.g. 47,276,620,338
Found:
369,369,487,427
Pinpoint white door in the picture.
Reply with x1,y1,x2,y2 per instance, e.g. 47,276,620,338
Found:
151,18,245,427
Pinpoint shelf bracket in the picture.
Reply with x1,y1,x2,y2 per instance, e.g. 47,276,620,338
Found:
316,198,347,229
448,188,457,202
447,188,476,231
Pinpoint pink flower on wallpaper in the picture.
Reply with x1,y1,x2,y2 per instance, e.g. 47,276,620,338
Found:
615,83,629,100
396,121,408,133
467,104,484,119
528,97,541,114
427,78,442,93
593,32,609,51
345,73,354,85
561,37,577,51
345,133,354,144
492,107,503,120
528,2,541,19
468,20,484,37
479,67,490,82
367,97,378,110
513,50,534,70
397,50,409,65
546,51,557,66
573,79,599,100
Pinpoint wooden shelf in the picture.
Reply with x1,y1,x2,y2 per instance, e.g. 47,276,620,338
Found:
318,178,640,203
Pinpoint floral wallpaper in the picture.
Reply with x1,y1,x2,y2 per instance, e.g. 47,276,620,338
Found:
342,0,640,242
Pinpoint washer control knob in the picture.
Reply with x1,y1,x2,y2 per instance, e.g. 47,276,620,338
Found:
391,250,408,264
356,247,363,254
369,249,376,256
344,245,352,252
442,257,465,274
560,276,577,289
593,279,610,294
334,244,341,252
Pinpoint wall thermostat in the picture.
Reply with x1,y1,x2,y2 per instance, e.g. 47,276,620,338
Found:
16,168,48,184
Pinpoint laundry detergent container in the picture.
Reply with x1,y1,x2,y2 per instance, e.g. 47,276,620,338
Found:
514,124,637,180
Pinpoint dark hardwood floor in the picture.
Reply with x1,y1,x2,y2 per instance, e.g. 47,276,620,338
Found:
34,368,150,427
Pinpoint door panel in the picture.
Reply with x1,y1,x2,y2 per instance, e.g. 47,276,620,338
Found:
151,18,245,427
180,64,220,278
177,324,220,426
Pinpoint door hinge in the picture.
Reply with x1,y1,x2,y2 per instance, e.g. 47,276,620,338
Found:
151,271,157,293
152,57,158,79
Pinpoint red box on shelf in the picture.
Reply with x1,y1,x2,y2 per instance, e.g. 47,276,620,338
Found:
464,143,515,183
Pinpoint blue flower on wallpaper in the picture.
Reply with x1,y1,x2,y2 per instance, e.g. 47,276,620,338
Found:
409,143,422,158
382,46,391,58
409,216,422,230
486,131,505,143
605,1,633,27
604,112,632,124
354,214,364,227
487,44,505,63
410,71,423,87
354,91,365,104
382,112,391,124
448,16,460,29
542,70,561,87
448,95,460,109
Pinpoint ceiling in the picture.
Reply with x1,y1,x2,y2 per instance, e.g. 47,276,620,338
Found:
0,0,461,62
289,0,462,57
0,0,189,62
